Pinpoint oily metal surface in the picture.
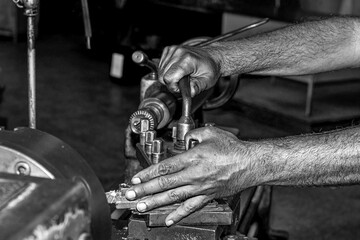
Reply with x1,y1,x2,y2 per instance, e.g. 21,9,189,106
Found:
0,128,111,240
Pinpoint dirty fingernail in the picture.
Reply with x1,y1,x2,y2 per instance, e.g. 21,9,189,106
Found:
125,190,136,200
166,220,174,226
137,202,147,212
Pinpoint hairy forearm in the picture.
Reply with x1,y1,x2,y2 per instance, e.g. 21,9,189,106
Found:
249,126,360,187
205,17,360,77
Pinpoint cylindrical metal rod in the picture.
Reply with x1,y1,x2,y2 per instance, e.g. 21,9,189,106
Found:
27,15,36,129
178,77,191,117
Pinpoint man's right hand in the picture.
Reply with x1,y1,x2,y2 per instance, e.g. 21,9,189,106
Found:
158,45,221,97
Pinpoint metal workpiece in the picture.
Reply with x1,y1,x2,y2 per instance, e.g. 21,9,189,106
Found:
132,51,158,79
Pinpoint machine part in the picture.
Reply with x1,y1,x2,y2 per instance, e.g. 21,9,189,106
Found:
129,93,176,133
172,126,177,143
151,139,164,164
12,0,40,129
0,173,91,240
15,161,31,175
132,51,158,80
205,122,216,127
186,139,199,150
0,128,111,240
145,130,156,143
130,109,156,134
139,201,233,227
81,0,92,49
175,77,195,150
140,118,150,133
145,142,153,155
139,132,146,146
128,215,222,240
203,74,241,110
239,186,264,235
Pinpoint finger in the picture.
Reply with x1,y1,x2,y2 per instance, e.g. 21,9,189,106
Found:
130,153,190,185
165,195,210,226
158,46,177,84
126,171,190,200
184,127,215,147
190,79,201,97
163,62,192,93
135,185,199,213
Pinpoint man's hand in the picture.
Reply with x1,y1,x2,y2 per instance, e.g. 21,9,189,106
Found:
158,45,221,97
125,127,259,226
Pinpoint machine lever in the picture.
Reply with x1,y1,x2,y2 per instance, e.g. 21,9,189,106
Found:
178,77,191,118
132,51,158,79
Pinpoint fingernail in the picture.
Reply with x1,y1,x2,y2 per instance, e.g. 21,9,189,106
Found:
166,220,174,226
125,190,136,200
131,177,141,184
137,202,147,212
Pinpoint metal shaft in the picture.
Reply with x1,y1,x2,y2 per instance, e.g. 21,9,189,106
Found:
27,15,36,129
179,77,191,117
81,0,92,49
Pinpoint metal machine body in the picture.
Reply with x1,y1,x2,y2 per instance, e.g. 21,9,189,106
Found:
0,128,111,240
0,173,91,240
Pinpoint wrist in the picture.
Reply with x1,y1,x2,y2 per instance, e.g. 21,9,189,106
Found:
246,140,282,186
202,43,225,77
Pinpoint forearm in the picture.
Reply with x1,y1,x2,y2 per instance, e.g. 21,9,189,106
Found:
205,17,360,77
250,126,360,187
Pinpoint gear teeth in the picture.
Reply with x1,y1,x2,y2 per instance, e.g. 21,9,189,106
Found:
129,110,155,134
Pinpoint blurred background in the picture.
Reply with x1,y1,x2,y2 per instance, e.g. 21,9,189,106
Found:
1,0,360,239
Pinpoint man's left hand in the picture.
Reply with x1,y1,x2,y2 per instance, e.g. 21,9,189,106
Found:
125,127,259,226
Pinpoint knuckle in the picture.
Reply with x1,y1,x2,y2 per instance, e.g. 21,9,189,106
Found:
157,163,174,176
147,195,160,208
183,202,198,214
158,176,177,190
168,190,189,203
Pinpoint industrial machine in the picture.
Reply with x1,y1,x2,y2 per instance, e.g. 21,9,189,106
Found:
0,1,285,238
106,18,288,240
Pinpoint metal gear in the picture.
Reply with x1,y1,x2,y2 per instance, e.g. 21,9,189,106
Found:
129,109,155,134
